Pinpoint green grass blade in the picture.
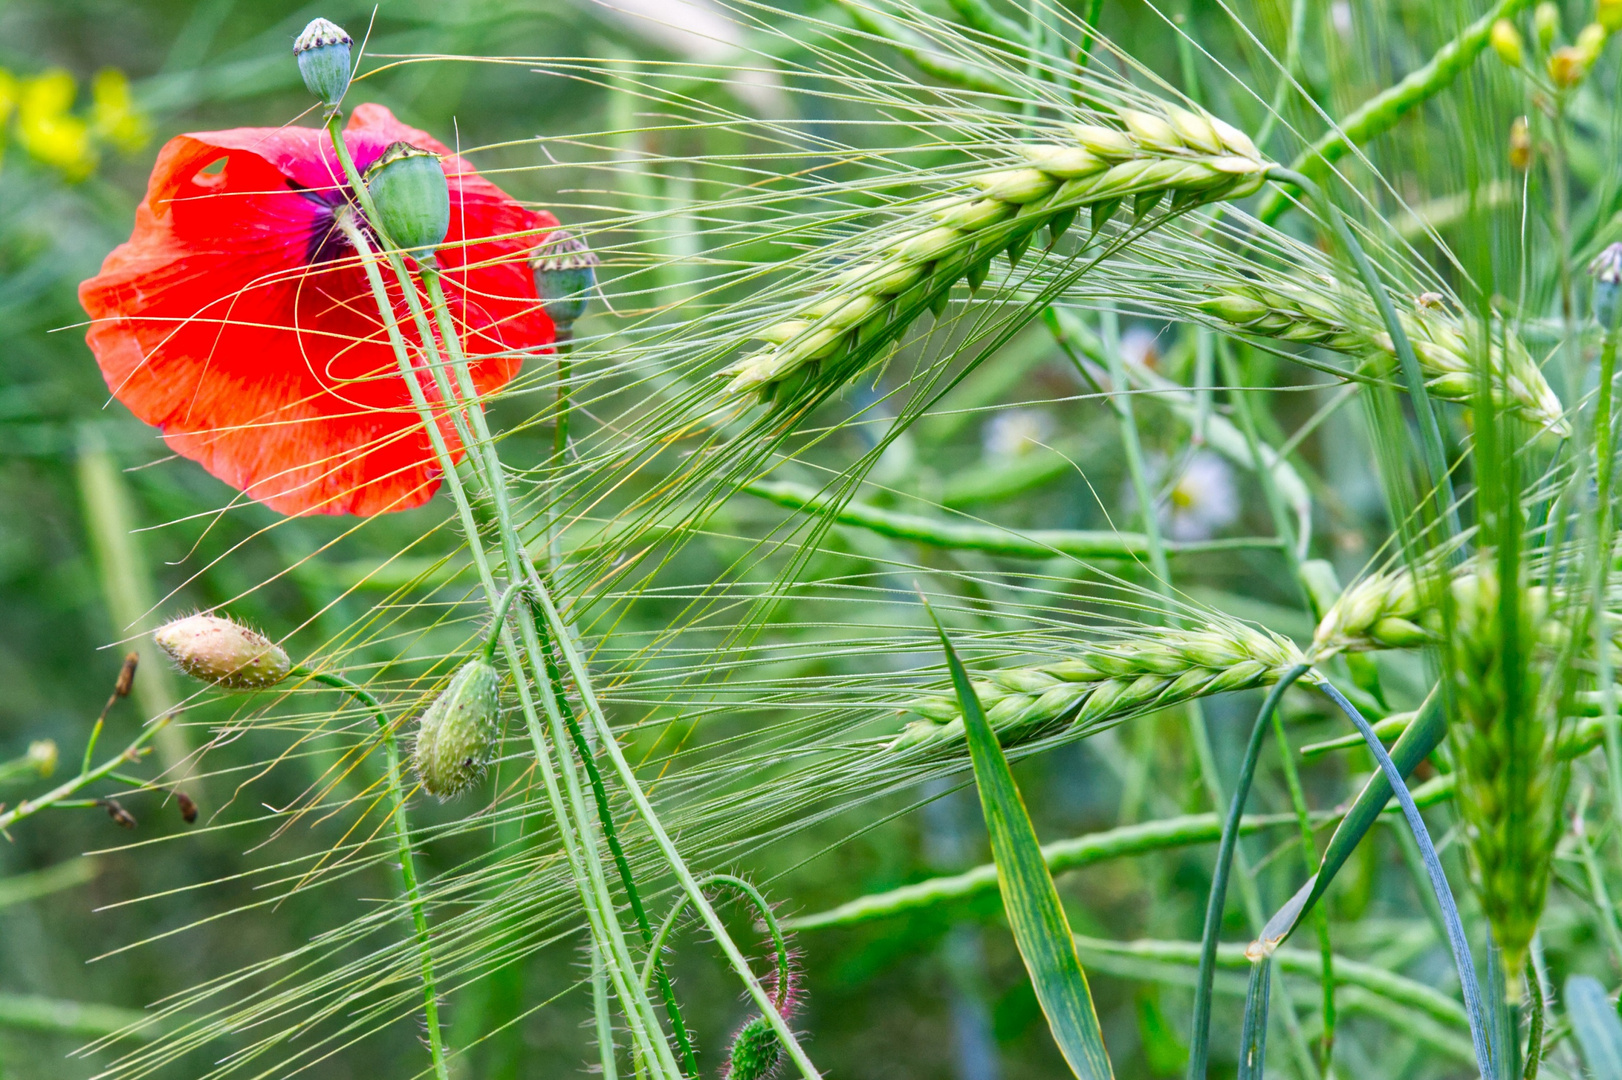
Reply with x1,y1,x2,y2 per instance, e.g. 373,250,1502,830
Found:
1255,694,1447,950
1186,665,1312,1080
1237,961,1272,1080
926,602,1114,1080
1568,976,1622,1080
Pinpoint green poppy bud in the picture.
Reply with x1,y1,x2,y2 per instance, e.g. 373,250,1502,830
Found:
363,142,450,259
529,229,599,336
413,659,500,799
293,18,352,106
155,614,291,690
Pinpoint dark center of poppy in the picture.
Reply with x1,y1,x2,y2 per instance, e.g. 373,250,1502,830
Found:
293,179,376,267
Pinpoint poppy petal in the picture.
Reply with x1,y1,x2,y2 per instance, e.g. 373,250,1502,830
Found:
79,105,557,516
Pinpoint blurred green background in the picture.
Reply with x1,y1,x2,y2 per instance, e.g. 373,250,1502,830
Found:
0,2,1557,1079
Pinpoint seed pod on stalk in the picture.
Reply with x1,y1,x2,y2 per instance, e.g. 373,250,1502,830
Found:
413,659,501,799
293,17,352,107
363,142,451,260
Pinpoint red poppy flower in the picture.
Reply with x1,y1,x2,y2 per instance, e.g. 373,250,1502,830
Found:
80,104,557,516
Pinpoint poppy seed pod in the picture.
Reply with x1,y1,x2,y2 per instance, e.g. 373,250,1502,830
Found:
529,229,599,335
363,142,450,259
293,18,352,106
154,614,291,690
1590,243,1622,329
412,659,500,799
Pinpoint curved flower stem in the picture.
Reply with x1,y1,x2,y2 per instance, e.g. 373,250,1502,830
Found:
290,666,447,1080
640,874,792,1010
1317,679,1492,1076
416,265,821,1080
329,203,677,1079
1186,663,1312,1080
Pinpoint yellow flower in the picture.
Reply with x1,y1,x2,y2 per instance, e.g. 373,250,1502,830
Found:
16,69,96,180
90,69,150,155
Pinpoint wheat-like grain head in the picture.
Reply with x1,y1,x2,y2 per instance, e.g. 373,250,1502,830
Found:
895,620,1306,751
719,101,1268,404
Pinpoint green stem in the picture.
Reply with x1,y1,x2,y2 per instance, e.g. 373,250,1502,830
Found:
1593,328,1622,850
1270,710,1335,1072
483,582,528,662
0,718,169,833
1187,664,1313,1080
746,479,1281,561
415,259,817,1077
554,336,574,466
418,265,699,1077
329,193,676,1076
292,666,448,1080
641,874,793,1011
1257,0,1535,223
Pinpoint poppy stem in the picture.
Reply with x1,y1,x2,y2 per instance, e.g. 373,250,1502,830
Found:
330,196,681,1079
289,666,447,1080
417,256,822,1080
418,262,701,1077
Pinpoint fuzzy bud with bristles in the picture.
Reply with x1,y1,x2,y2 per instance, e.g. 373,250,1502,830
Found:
530,229,599,336
1589,242,1622,329
294,18,352,106
724,1016,785,1080
413,660,500,799
363,142,450,259
155,614,291,690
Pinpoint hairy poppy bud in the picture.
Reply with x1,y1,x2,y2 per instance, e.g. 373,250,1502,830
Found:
1591,243,1622,328
529,229,599,336
413,660,500,799
294,18,352,106
155,614,291,690
724,1016,783,1080
27,739,57,778
1490,19,1525,67
364,142,450,259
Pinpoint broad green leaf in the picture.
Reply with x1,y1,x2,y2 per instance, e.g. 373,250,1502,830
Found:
1568,975,1622,1080
928,605,1113,1080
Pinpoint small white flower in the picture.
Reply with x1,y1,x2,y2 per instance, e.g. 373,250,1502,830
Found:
1161,450,1239,541
1118,326,1162,371
1332,1,1354,37
982,408,1053,459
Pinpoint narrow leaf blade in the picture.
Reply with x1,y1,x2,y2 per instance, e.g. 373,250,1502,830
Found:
1568,975,1622,1080
929,607,1113,1080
